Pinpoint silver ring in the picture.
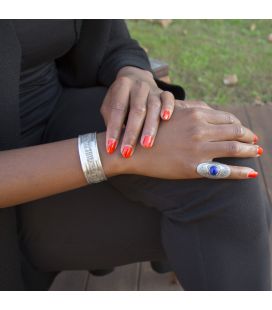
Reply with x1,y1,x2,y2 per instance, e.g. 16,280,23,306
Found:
196,161,231,179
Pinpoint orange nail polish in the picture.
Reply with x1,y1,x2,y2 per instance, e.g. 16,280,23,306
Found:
122,145,133,158
253,134,259,144
107,139,117,154
142,135,153,148
247,171,258,178
257,146,263,156
162,110,171,120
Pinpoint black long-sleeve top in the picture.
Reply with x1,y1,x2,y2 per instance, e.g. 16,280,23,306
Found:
11,20,152,145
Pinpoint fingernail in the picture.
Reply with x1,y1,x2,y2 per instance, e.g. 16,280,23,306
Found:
107,139,117,154
247,171,259,178
162,110,171,120
142,135,153,148
253,134,259,144
257,146,263,156
122,145,133,158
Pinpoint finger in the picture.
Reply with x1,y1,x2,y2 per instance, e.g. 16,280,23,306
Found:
106,77,131,154
202,108,241,125
206,123,256,144
121,81,150,158
204,141,264,159
175,100,213,110
195,162,259,180
226,165,259,179
140,95,161,148
160,91,175,120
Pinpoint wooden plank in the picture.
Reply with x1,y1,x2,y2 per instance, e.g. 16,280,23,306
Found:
87,263,140,291
50,271,89,291
243,104,272,281
222,104,272,281
217,104,268,206
243,104,272,277
138,262,182,291
244,104,272,205
150,58,169,78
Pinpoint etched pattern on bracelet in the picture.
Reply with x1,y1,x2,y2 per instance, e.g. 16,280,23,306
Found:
78,133,107,184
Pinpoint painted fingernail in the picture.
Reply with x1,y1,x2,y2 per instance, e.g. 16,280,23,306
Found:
257,146,263,156
107,139,117,154
162,110,171,120
142,135,153,148
253,134,259,144
247,171,259,178
122,145,133,158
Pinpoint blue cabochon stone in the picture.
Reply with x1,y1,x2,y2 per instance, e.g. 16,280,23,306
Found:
209,165,219,176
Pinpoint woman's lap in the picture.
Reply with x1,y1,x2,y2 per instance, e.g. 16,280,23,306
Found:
18,180,165,271
18,86,271,289
18,86,166,272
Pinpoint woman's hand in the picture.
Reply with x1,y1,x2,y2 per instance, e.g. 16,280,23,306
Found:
100,66,176,158
112,105,262,180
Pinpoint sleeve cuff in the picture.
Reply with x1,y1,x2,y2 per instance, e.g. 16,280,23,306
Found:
97,54,153,86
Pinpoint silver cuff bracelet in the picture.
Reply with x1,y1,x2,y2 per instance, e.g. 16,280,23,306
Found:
78,132,107,184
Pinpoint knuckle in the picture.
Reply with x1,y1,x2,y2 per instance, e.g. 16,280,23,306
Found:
111,82,122,96
233,124,244,138
110,101,127,112
227,141,241,155
189,108,202,120
132,103,147,116
115,75,131,85
176,100,188,109
198,100,208,107
110,76,131,95
190,126,205,141
148,96,161,109
238,169,245,178
224,112,233,123
229,112,241,124
135,80,149,92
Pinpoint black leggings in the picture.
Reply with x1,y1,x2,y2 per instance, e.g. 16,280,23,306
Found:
18,86,271,290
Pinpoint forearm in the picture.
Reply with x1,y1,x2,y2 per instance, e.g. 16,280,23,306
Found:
0,132,127,208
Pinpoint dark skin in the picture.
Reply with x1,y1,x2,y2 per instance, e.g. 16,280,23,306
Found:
0,67,262,208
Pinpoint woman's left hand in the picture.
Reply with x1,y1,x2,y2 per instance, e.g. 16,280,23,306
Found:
100,66,175,158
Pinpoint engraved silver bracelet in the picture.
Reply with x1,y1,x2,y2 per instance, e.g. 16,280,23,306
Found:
77,132,107,184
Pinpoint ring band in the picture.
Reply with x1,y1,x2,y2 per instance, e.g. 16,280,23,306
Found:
196,161,231,179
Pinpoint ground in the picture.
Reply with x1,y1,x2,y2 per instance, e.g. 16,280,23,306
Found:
127,19,272,105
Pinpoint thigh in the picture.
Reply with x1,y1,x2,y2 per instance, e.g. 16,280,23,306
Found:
110,156,271,247
18,181,165,272
109,158,271,290
18,86,165,272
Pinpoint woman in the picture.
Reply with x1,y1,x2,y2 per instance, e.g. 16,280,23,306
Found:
0,19,270,290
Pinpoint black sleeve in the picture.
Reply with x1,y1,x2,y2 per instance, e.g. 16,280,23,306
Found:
97,20,152,86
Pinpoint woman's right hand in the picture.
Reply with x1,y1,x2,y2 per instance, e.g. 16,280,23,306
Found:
122,102,262,180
